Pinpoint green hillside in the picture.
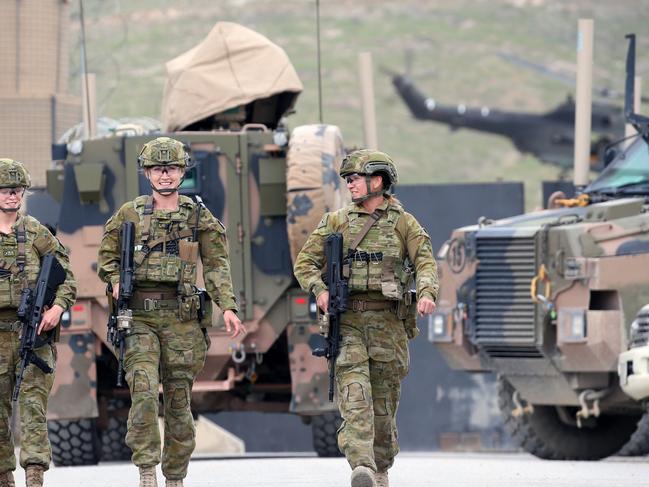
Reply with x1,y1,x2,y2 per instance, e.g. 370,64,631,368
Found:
69,0,649,210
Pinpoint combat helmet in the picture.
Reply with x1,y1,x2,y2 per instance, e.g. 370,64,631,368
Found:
138,137,190,168
0,158,31,188
339,149,398,202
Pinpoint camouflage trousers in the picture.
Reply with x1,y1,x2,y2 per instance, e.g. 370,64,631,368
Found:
124,310,207,480
335,308,409,473
0,330,56,474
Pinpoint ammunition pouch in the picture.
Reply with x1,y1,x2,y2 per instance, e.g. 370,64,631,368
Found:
346,251,405,299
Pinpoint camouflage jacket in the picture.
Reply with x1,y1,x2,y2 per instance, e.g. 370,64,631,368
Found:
97,195,239,312
294,198,438,302
0,214,76,312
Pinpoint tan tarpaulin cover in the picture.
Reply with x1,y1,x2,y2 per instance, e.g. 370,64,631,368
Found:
286,124,349,264
162,22,303,131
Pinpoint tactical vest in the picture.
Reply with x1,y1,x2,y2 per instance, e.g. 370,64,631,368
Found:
126,195,201,296
0,218,46,309
344,205,407,300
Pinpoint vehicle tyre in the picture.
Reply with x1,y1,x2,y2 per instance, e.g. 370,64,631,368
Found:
311,411,343,457
617,406,649,456
100,398,132,462
498,376,640,460
48,418,101,466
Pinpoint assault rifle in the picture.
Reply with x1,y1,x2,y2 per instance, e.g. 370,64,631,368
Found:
12,254,66,402
312,233,348,401
107,221,135,386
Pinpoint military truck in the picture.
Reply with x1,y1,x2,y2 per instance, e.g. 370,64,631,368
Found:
428,34,649,460
41,22,347,466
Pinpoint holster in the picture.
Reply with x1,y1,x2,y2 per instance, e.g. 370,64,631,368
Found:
197,288,213,327
398,290,419,339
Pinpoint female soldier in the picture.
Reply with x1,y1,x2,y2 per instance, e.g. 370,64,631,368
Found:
97,137,245,487
0,159,76,487
294,150,438,487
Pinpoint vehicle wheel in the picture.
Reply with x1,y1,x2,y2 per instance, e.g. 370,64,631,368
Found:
617,406,649,456
311,411,343,457
100,399,132,462
48,418,101,466
498,376,640,460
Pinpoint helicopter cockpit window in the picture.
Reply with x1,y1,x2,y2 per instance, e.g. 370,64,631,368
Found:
586,137,649,193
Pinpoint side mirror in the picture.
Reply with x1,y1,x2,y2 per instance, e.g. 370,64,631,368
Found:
604,147,618,167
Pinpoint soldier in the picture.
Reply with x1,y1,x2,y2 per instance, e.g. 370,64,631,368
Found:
0,159,77,487
294,150,438,487
97,137,245,487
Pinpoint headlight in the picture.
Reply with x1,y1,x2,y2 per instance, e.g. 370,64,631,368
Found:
558,308,587,343
428,311,452,343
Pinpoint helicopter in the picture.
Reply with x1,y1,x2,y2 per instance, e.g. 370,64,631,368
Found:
391,66,626,172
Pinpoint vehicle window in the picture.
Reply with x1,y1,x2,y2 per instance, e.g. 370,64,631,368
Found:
587,138,649,192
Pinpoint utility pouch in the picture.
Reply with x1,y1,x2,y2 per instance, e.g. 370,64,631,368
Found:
197,289,213,327
178,294,200,322
349,259,369,291
178,240,199,263
178,240,199,284
380,256,402,299
0,273,13,308
367,256,383,291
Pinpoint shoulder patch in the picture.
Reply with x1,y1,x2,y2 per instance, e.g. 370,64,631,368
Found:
316,214,329,229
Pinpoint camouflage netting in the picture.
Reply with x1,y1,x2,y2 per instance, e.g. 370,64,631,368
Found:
161,22,303,132
286,124,348,264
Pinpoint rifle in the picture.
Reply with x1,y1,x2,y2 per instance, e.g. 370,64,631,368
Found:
12,254,66,402
107,221,135,387
312,233,349,402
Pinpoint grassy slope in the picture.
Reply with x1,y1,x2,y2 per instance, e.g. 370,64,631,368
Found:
70,0,649,211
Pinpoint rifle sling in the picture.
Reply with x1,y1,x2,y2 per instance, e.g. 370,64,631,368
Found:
343,209,383,278
348,209,384,253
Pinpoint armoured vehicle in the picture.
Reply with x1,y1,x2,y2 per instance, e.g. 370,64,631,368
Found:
428,34,649,460
41,22,347,465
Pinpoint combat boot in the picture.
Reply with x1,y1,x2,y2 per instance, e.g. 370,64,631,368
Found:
375,470,389,487
25,465,44,487
165,479,183,487
351,466,376,487
138,466,158,487
0,471,15,487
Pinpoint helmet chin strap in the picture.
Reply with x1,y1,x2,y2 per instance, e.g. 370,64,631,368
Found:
351,175,385,203
148,173,185,196
0,206,20,213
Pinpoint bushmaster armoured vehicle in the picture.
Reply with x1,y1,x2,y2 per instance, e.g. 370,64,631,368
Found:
429,34,649,460
42,22,347,465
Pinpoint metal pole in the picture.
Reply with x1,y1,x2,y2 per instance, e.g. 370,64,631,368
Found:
316,0,323,123
81,73,97,139
358,52,378,150
79,0,95,139
573,19,593,189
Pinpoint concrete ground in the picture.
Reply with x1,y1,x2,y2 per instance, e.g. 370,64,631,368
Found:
9,452,649,487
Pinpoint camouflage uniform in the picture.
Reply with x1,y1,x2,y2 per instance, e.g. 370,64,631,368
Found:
294,150,438,475
0,160,77,479
97,138,238,482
